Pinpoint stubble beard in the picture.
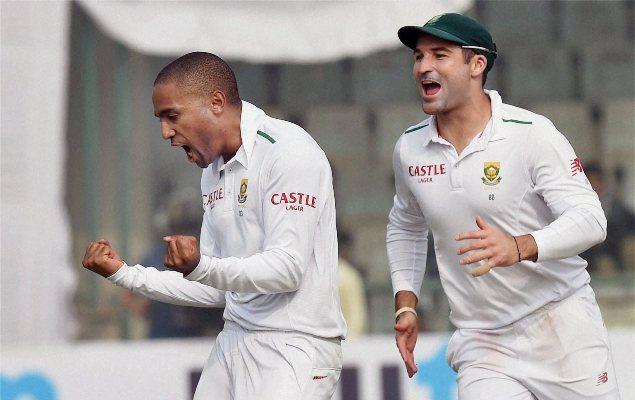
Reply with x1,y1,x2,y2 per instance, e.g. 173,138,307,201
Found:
421,96,448,116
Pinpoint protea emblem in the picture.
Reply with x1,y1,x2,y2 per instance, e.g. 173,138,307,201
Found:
238,178,248,204
482,162,501,186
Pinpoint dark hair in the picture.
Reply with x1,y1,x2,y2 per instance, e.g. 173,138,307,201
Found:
463,49,488,87
154,52,241,106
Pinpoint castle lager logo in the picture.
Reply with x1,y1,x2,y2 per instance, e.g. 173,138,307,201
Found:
203,187,224,208
271,192,317,211
481,162,501,186
237,178,248,204
408,163,446,183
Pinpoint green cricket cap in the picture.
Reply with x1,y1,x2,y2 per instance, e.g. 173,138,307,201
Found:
398,13,497,72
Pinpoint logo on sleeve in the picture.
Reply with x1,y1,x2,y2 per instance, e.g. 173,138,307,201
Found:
408,163,446,183
271,192,317,211
570,157,584,176
481,161,501,186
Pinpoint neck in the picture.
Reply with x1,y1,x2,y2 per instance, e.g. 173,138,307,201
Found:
221,102,243,163
436,90,491,155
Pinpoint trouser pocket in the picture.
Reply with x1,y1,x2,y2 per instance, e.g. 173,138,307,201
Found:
302,367,342,400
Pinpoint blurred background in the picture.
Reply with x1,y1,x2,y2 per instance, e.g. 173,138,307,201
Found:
2,1,634,399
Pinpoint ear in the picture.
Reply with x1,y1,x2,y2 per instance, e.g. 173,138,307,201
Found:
470,54,488,80
210,90,227,114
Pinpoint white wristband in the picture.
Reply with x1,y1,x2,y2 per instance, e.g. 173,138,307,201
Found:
395,306,417,320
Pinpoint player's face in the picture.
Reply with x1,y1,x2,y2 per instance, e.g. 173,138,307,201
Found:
412,34,471,115
152,82,226,168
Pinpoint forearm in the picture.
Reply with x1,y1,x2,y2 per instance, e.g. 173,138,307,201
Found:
530,205,607,262
185,250,304,294
108,263,226,308
395,290,418,311
387,216,428,299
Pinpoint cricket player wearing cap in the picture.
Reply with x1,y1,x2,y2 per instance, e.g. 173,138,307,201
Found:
387,13,620,399
82,52,346,400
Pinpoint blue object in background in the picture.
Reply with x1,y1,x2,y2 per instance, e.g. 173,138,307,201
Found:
415,343,457,400
1,372,57,400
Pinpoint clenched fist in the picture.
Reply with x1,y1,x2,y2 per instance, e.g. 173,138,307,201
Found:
163,235,201,275
82,239,124,278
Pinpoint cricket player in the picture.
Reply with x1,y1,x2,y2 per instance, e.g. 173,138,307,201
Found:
387,13,620,399
82,52,346,400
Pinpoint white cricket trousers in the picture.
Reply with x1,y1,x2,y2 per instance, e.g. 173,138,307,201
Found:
193,321,342,400
446,285,620,400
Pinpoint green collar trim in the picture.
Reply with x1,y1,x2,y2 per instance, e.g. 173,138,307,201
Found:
404,124,429,134
257,130,275,144
502,118,532,125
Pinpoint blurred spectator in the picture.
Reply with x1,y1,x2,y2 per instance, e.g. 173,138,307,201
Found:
582,162,635,274
124,188,225,338
337,228,368,338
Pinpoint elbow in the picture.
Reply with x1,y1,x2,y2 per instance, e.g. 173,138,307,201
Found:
592,207,608,245
595,216,608,245
579,205,607,247
599,220,607,243
274,249,305,292
283,258,303,292
281,278,302,293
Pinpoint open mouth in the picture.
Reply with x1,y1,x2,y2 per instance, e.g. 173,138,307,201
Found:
170,140,196,163
422,81,441,96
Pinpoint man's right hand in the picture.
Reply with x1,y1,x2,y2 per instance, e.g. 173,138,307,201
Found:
395,311,419,378
82,239,124,278
394,290,419,378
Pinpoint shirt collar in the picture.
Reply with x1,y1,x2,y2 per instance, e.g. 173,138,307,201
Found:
422,89,507,147
484,89,507,142
218,100,266,171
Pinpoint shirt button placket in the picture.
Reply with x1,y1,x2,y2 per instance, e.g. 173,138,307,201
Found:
225,167,234,211
451,162,463,189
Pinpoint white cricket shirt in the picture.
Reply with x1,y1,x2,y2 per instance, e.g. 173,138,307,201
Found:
387,90,607,330
109,101,346,339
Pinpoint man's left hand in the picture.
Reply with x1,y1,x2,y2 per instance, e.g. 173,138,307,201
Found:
455,216,521,277
163,235,201,276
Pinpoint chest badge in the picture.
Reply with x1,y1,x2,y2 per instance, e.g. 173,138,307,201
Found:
482,162,501,186
237,178,248,205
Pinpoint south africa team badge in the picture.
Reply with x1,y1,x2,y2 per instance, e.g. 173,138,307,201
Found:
481,162,501,186
238,178,248,204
